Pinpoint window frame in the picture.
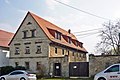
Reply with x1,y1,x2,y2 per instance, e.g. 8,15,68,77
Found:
30,29,36,37
15,47,20,55
25,62,30,70
22,30,28,39
36,45,42,54
55,47,57,54
25,46,30,54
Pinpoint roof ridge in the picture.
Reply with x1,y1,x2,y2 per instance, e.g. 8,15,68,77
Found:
29,12,76,38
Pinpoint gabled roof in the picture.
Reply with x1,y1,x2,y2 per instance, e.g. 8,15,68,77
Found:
29,12,87,53
9,11,87,53
0,29,14,48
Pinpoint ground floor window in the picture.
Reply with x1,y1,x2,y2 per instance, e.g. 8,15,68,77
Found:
25,62,29,70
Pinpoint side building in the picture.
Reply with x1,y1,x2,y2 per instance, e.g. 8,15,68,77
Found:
9,12,87,77
0,30,13,67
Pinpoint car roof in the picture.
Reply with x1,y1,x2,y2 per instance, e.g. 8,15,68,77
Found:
11,70,27,73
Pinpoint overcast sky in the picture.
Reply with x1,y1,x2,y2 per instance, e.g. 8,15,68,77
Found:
1,0,120,54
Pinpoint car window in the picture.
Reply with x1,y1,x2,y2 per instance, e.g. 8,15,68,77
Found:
10,72,24,75
105,65,119,73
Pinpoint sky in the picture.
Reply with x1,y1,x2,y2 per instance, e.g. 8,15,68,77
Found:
1,0,120,55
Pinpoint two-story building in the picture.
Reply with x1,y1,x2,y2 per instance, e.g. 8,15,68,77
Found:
9,12,87,77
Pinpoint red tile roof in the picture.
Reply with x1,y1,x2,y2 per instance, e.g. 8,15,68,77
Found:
30,12,87,53
9,12,87,53
0,30,14,47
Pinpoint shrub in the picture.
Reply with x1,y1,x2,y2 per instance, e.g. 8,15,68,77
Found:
15,66,26,70
0,66,14,76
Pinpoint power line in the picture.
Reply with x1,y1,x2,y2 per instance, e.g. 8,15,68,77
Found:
54,0,110,20
74,28,102,34
75,31,100,36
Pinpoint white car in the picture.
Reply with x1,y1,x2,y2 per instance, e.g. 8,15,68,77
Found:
94,64,120,80
0,70,37,80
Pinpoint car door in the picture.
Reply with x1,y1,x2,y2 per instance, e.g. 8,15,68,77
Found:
8,71,25,80
104,64,120,80
7,72,18,80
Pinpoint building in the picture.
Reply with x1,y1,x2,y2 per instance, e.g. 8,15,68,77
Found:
9,12,87,77
0,30,13,67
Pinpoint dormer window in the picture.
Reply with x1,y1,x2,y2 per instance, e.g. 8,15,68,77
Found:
76,41,78,46
55,32,61,40
68,37,71,44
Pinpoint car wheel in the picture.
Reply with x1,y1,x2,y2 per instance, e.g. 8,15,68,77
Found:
0,77,5,80
20,77,26,80
98,77,106,80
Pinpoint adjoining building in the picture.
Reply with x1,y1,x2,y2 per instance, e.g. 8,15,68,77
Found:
9,12,87,77
0,30,13,67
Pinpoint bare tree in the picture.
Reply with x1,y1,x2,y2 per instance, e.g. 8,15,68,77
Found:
96,21,120,55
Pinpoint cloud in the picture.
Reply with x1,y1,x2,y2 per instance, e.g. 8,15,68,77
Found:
46,0,70,10
5,0,10,4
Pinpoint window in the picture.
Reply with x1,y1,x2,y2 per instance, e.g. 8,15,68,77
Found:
68,37,71,44
25,46,30,54
10,72,24,75
27,22,32,25
36,45,41,54
62,49,64,55
36,62,41,70
55,32,61,40
83,54,86,58
105,65,119,73
15,47,20,54
72,52,74,56
31,29,36,37
55,48,57,54
68,51,69,55
15,62,19,67
25,62,29,70
23,30,28,38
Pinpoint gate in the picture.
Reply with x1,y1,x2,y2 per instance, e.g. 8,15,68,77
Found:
69,62,89,77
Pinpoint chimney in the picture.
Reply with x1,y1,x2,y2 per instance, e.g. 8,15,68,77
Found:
68,29,71,34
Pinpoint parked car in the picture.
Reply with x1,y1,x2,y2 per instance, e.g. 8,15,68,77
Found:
0,70,37,80
94,64,120,80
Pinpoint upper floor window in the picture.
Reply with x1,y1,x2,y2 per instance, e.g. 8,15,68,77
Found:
55,48,57,54
15,47,20,55
30,29,36,37
25,46,30,54
68,51,69,55
55,32,61,40
68,37,71,44
72,52,74,56
62,49,64,55
36,45,41,54
22,30,28,38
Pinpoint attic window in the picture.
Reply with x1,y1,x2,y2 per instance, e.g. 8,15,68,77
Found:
27,22,32,25
55,32,61,40
68,37,71,44
22,30,28,38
